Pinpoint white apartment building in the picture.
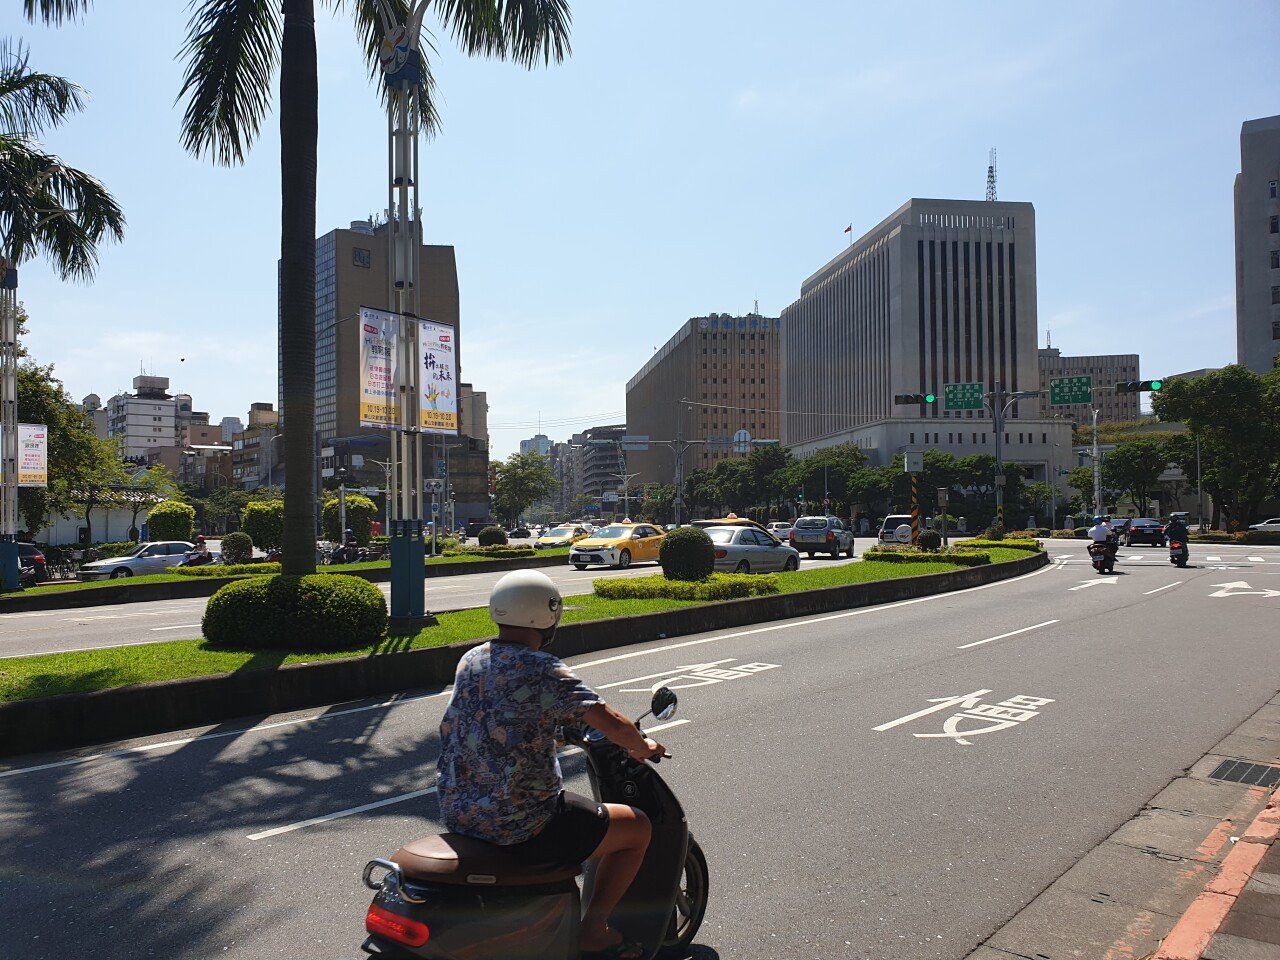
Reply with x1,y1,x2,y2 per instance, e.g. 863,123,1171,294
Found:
107,376,177,458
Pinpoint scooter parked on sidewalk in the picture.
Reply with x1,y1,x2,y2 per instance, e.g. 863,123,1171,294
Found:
1088,537,1118,574
1169,540,1189,568
360,687,709,960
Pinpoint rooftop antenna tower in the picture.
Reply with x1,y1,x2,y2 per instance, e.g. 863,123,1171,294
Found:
985,147,997,202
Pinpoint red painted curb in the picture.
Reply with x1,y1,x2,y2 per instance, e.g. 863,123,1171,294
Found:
1152,785,1280,959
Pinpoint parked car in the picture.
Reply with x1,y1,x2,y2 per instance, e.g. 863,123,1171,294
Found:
1249,518,1280,532
706,525,800,573
535,525,590,549
1115,517,1166,547
766,521,793,539
16,542,48,582
791,515,855,558
878,514,915,543
691,515,770,533
75,541,196,580
570,522,665,570
507,527,531,538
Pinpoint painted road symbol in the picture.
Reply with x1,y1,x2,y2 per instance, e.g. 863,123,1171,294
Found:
1069,576,1118,591
873,689,1055,746
601,658,781,693
1208,581,1280,599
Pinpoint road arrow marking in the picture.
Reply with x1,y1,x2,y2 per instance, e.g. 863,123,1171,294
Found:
1069,577,1119,591
1208,581,1280,599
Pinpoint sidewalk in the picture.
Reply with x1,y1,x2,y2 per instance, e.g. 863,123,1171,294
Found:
1154,779,1280,960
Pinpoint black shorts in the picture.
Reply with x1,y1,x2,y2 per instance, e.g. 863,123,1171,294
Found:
504,792,610,868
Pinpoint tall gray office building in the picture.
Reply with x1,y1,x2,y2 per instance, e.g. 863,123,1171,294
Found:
781,198,1071,479
1234,114,1280,374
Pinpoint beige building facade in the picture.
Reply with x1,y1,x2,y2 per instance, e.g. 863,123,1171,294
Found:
625,313,781,486
1234,114,1280,374
1037,348,1140,424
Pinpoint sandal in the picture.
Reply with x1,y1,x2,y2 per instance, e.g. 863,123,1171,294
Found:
580,940,645,960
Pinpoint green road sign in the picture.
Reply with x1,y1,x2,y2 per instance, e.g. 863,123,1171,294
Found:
943,382,984,411
1050,375,1093,405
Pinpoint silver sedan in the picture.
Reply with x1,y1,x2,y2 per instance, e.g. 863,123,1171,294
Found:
706,525,800,573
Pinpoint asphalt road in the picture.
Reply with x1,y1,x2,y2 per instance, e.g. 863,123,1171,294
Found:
0,545,871,659
1,540,1278,959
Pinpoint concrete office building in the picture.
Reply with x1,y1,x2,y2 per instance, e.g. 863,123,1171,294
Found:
285,218,490,522
80,394,109,440
1037,347,1140,424
520,434,552,457
780,198,1072,481
1234,114,1280,374
569,424,627,509
625,313,782,486
107,375,178,458
220,416,244,444
230,403,280,489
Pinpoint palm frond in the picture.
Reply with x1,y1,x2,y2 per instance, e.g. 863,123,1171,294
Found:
434,0,572,68
0,139,125,281
0,40,87,138
177,0,281,166
334,0,441,136
22,0,91,24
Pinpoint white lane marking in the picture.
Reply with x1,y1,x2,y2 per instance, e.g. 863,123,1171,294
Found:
0,690,454,780
1206,556,1221,562
1143,582,1183,596
246,718,692,841
1248,557,1266,563
3,561,1055,777
572,560,1059,673
956,620,1059,650
1208,581,1280,599
149,623,202,632
873,690,992,731
1068,577,1119,590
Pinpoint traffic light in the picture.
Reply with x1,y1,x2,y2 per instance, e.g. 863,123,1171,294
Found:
894,392,936,404
1115,379,1163,393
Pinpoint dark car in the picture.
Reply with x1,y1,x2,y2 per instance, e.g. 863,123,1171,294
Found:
1115,517,1166,547
16,543,48,582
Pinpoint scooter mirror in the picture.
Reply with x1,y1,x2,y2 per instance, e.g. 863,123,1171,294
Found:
651,687,678,722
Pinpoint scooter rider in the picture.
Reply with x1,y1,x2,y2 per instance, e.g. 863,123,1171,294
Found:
1087,515,1118,561
1165,514,1191,557
436,570,667,960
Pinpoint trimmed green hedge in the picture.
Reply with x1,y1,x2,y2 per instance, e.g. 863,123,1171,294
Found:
220,531,253,564
660,527,715,581
960,538,1042,553
147,501,196,542
1190,531,1280,545
594,572,779,601
443,546,536,559
862,548,992,567
478,525,508,547
203,574,387,650
176,562,282,577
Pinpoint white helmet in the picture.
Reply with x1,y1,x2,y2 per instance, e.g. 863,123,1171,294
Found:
489,570,563,631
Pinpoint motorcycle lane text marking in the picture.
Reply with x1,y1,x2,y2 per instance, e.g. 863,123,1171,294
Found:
873,689,1055,746
599,658,780,694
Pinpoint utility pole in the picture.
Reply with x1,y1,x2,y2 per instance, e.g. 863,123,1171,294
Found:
983,381,1041,529
610,471,641,519
0,260,18,589
337,467,348,543
1091,406,1102,517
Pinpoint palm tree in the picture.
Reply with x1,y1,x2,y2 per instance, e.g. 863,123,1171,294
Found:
33,0,571,576
0,38,125,281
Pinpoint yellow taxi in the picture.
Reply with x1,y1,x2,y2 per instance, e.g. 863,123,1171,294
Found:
535,525,591,549
569,521,665,570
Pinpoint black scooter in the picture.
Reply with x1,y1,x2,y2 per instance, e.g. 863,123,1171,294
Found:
1169,539,1189,568
1088,537,1118,574
360,688,709,960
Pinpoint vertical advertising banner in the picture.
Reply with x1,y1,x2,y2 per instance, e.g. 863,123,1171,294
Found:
18,423,48,487
419,320,458,435
358,306,399,428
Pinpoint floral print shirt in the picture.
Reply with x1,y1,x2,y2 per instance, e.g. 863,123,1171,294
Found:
437,641,602,844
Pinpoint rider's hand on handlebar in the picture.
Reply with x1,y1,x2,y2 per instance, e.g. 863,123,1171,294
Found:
628,737,670,762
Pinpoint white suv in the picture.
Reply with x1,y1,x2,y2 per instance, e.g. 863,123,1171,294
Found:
878,515,915,543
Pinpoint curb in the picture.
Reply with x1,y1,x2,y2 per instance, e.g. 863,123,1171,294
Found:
0,554,566,613
0,552,1047,759
1152,783,1280,959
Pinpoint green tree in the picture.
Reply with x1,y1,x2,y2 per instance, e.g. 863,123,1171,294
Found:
241,499,285,549
322,492,376,544
781,442,868,513
567,493,595,519
711,457,754,512
682,468,719,518
123,465,181,541
147,500,196,543
1104,439,1170,516
69,437,129,545
493,452,557,523
1022,482,1056,525
1153,365,1280,526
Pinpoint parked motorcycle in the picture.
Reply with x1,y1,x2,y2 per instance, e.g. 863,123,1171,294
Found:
360,687,709,960
1169,540,1189,568
1088,537,1118,575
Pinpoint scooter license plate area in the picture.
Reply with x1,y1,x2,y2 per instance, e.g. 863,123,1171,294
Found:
365,882,579,960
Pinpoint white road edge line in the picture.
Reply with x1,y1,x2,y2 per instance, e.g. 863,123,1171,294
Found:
1143,582,1183,595
149,623,203,632
246,718,692,841
956,619,1060,650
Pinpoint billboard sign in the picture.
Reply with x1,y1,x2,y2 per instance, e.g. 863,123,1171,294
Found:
419,320,458,435
358,306,399,428
18,423,48,487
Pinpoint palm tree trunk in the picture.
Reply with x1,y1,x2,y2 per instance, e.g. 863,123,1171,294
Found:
279,0,318,575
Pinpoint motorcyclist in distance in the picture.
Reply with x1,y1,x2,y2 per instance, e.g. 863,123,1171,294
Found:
1164,514,1191,558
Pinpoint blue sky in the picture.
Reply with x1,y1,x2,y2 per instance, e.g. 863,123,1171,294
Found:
6,2,1278,457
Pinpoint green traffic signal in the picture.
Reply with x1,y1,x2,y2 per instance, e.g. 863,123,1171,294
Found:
923,393,936,404
1149,379,1162,391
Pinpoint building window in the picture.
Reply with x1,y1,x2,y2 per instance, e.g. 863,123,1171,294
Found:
1272,180,1279,199
1273,320,1280,340
1273,285,1280,305
910,433,915,444
1272,216,1279,234
1272,250,1280,270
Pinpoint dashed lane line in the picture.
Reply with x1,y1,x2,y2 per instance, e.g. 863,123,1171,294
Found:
1143,582,1183,595
956,620,1060,650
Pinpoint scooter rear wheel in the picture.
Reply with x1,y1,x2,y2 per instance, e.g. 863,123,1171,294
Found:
657,837,709,959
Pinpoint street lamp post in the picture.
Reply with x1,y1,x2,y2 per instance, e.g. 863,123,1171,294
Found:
336,467,348,544
609,471,641,519
265,431,284,489
983,381,1042,527
367,458,394,534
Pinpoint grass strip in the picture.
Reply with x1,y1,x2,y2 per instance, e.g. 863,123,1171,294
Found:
0,549,1035,704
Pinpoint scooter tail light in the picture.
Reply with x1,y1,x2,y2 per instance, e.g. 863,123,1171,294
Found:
1171,541,1182,548
826,531,834,541
366,903,429,947
714,549,727,559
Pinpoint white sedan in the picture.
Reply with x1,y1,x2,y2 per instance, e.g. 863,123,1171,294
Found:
1249,518,1280,532
707,525,801,573
76,541,196,580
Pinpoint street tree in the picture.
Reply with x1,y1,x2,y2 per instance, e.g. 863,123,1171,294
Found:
1104,439,1170,516
322,492,376,544
71,437,129,545
711,457,754,513
241,499,285,550
123,465,181,541
682,468,719,518
492,452,557,523
782,442,868,514
1153,365,1280,526
31,0,577,574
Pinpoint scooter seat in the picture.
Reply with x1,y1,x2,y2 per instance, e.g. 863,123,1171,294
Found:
393,834,582,887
